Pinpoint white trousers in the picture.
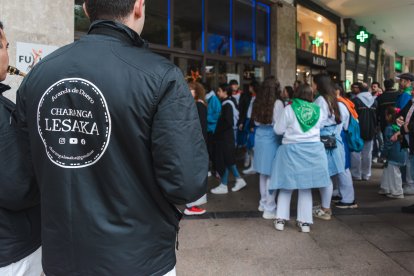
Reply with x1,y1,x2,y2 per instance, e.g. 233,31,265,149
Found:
259,174,276,213
381,164,403,196
351,140,373,179
332,169,355,203
0,247,42,276
276,189,313,224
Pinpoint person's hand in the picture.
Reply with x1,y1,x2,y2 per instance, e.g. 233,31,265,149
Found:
396,116,405,127
239,124,243,131
391,132,400,142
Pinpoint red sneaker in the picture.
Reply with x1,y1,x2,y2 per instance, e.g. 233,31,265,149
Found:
184,206,206,216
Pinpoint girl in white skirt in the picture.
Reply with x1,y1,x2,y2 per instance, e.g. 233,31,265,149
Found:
379,106,408,198
312,74,346,220
251,76,284,219
270,84,331,233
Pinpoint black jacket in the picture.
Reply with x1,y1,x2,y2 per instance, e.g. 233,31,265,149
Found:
237,92,252,127
15,21,208,275
0,83,41,267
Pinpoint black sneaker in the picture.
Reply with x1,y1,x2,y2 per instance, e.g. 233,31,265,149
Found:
331,195,342,203
335,201,358,209
402,204,414,214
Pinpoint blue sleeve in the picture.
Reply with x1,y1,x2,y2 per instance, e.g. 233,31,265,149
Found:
381,127,394,158
396,94,411,109
207,96,221,125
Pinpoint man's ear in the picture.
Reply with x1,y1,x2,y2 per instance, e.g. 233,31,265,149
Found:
83,3,90,19
134,0,144,19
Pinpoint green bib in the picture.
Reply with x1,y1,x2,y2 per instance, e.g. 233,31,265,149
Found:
404,87,412,95
291,98,320,133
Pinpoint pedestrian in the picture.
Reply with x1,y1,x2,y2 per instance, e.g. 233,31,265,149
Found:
334,84,358,209
211,84,247,194
281,85,294,105
313,74,347,220
205,83,222,178
396,73,414,110
184,82,209,215
271,84,330,233
379,107,408,199
351,82,377,181
240,80,259,174
0,21,42,276
251,76,283,219
15,1,208,275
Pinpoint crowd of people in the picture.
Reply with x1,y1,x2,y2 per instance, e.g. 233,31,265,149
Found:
185,73,414,232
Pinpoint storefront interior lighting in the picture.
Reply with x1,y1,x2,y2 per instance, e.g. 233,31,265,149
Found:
312,37,324,47
317,16,323,22
316,31,323,37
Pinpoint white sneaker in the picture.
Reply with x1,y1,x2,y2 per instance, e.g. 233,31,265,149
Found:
232,178,247,192
258,205,264,212
191,194,208,206
274,219,286,231
262,211,277,220
403,185,414,195
242,167,256,175
297,222,311,233
244,155,250,168
211,184,228,194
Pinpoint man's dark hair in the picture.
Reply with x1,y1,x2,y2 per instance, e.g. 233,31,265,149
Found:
0,21,3,48
85,0,136,22
371,81,380,87
229,79,238,86
0,21,3,30
384,79,395,90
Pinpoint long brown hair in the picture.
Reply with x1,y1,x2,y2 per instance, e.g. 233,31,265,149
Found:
314,74,341,124
252,76,281,124
188,82,206,105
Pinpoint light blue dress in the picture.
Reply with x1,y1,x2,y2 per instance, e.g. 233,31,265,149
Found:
253,125,281,176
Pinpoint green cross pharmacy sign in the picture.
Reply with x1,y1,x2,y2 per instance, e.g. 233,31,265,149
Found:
356,29,369,43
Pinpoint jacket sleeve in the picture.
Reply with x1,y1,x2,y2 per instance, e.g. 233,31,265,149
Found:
207,96,221,127
274,106,290,135
0,77,40,211
381,127,393,158
151,67,208,205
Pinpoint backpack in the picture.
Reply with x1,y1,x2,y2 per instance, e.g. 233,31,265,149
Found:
346,116,364,152
354,97,377,141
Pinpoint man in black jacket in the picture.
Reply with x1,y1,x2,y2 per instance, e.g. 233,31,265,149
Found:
0,22,42,275
15,1,208,275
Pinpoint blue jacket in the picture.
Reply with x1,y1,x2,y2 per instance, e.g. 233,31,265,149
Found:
206,91,222,133
382,125,407,166
396,92,411,110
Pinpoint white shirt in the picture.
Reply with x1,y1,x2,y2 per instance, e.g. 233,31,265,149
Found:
247,96,256,119
255,99,285,126
274,105,324,144
338,102,350,131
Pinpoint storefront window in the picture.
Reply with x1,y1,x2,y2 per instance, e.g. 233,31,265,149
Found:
207,0,230,55
357,73,364,82
243,64,264,82
256,3,270,63
359,46,367,66
174,57,203,82
296,5,337,59
74,1,90,40
174,0,203,51
205,60,239,89
235,0,254,59
296,65,311,85
345,70,354,92
141,0,169,46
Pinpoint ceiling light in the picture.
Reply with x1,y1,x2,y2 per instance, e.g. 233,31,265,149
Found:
317,16,323,22
316,31,323,37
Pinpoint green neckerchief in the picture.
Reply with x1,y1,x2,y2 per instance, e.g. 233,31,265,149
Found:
404,87,412,95
291,98,321,132
314,91,321,99
391,124,400,133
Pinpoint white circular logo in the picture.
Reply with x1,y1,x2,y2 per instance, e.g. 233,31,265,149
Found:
37,78,111,168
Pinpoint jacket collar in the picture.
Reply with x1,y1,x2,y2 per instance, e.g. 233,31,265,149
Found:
88,20,148,48
0,83,11,95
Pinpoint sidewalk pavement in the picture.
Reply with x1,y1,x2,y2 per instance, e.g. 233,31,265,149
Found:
176,165,414,275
